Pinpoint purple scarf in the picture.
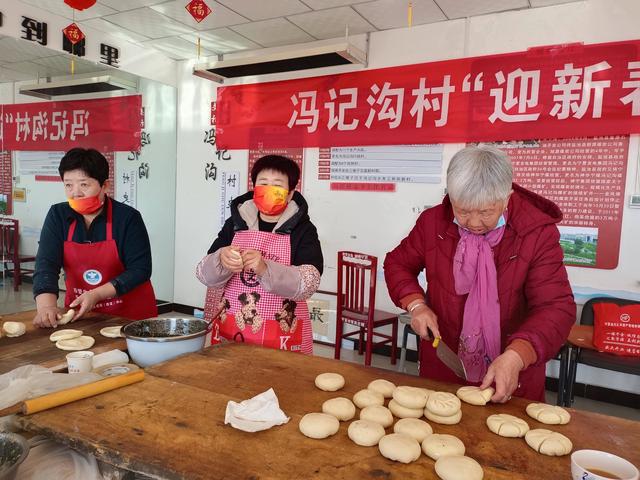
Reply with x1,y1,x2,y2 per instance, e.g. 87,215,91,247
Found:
453,220,506,382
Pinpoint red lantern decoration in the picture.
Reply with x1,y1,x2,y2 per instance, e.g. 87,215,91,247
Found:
63,23,85,45
185,0,212,23
63,0,97,10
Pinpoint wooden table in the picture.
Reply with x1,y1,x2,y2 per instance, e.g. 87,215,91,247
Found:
0,310,129,373
15,343,640,480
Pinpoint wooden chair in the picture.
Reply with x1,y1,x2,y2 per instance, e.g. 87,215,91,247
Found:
334,251,398,367
0,218,36,291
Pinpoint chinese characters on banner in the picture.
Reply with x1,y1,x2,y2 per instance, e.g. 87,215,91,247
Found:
220,171,240,227
216,40,640,149
0,96,142,151
116,168,137,209
247,148,304,191
0,151,12,215
497,136,628,269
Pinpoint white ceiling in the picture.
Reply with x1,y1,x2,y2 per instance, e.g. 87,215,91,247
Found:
11,0,583,64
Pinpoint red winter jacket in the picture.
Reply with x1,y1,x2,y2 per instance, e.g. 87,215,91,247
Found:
384,184,576,401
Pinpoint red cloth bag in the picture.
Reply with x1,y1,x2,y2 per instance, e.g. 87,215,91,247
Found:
592,302,640,357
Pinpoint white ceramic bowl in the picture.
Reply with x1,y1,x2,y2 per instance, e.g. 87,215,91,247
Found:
571,449,639,480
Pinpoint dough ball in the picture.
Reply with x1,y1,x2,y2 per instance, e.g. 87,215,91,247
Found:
55,335,95,351
392,386,429,409
353,389,384,409
526,403,571,425
58,309,76,325
315,373,345,392
299,413,340,439
360,405,393,428
388,399,424,419
393,418,433,443
368,379,396,398
486,414,529,438
525,429,572,456
2,322,26,337
435,455,484,480
378,433,421,464
322,397,356,421
456,386,494,406
426,391,461,417
99,326,123,338
421,433,465,460
424,408,462,425
49,329,83,342
347,420,385,447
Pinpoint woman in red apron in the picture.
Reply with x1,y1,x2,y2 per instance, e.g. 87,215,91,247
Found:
196,155,323,354
33,148,157,328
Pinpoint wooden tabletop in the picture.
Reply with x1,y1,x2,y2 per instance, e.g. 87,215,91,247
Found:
567,325,595,350
0,310,128,373
16,343,640,480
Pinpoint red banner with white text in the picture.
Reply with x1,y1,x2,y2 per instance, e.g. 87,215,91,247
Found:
0,96,142,151
216,40,640,149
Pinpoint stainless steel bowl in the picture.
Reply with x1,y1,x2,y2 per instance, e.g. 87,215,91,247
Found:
0,433,29,480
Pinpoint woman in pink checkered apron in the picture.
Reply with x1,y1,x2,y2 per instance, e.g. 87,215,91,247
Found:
196,155,323,354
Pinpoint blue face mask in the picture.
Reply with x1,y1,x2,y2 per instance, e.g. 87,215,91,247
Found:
454,214,506,232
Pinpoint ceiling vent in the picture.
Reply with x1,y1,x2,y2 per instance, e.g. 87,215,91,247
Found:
19,75,137,100
193,38,368,83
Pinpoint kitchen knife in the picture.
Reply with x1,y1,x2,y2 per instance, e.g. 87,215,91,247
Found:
435,339,467,380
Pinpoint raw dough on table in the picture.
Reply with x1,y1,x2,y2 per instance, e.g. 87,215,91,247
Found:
368,379,396,398
426,391,462,417
435,455,484,480
424,408,462,425
100,326,123,338
456,386,495,406
2,321,26,337
359,405,393,428
49,329,83,342
322,397,356,421
388,399,423,419
299,413,340,439
353,389,384,409
486,414,529,438
421,433,465,460
526,403,571,425
393,418,433,443
58,309,75,325
392,386,429,409
315,373,345,392
55,335,95,351
347,420,385,447
525,429,572,456
378,433,421,464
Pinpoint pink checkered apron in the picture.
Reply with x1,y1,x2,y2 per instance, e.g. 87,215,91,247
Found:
205,230,312,354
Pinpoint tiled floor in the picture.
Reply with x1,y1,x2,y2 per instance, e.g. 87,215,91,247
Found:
4,280,638,421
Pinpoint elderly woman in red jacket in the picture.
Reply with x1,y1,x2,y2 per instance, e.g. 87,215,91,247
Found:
384,145,575,403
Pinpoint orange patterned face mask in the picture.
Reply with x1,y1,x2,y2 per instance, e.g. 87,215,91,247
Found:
68,194,104,215
253,185,289,216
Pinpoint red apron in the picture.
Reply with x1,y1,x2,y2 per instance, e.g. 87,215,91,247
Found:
207,230,312,354
63,199,157,320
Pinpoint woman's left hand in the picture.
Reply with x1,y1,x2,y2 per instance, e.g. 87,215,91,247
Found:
479,350,524,403
69,290,101,320
241,249,267,275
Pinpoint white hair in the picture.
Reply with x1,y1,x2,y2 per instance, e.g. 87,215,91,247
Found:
446,145,513,209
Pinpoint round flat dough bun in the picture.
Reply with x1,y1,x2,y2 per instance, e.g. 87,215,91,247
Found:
2,321,26,337
422,433,465,460
58,309,75,325
353,389,384,409
348,420,386,447
55,335,95,351
525,429,572,456
435,455,484,480
456,386,494,406
526,403,571,425
388,399,423,419
486,414,529,438
392,386,429,409
360,405,393,428
426,391,461,417
368,379,396,398
100,326,123,338
393,418,433,443
49,329,83,342
425,408,462,425
315,373,345,392
378,433,421,464
299,413,340,439
322,397,356,421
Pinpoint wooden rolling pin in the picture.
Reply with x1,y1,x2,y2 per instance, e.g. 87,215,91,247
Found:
0,369,144,417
